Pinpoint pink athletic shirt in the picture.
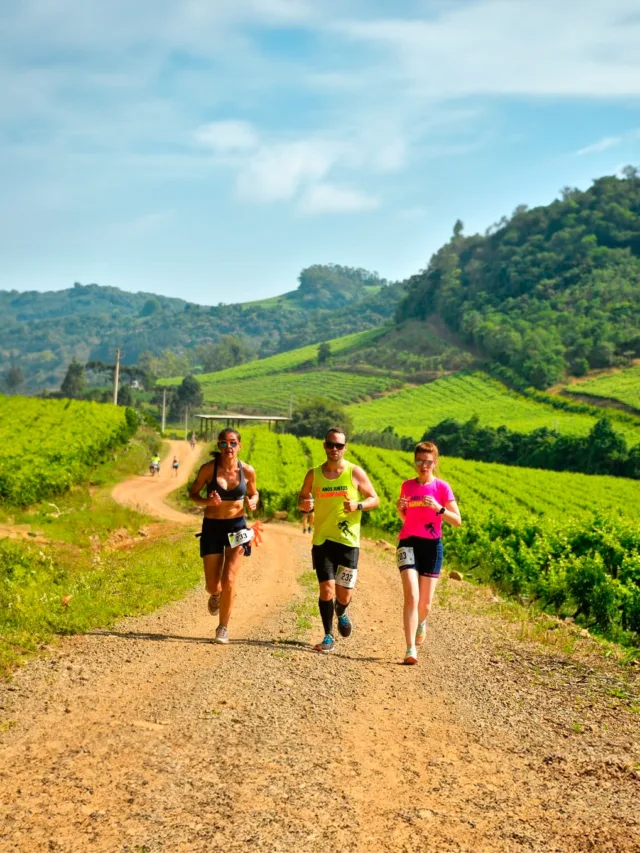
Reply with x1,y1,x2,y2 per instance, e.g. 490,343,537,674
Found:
398,478,455,540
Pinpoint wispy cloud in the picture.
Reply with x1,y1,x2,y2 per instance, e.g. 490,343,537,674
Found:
576,136,622,156
298,183,379,214
196,121,260,153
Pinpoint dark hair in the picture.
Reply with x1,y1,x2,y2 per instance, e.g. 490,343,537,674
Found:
325,426,347,442
211,427,241,458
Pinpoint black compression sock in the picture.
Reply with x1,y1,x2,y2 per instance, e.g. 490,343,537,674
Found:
335,601,348,618
318,598,334,636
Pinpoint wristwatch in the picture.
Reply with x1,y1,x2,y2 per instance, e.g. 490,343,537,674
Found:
357,502,364,511
437,505,446,515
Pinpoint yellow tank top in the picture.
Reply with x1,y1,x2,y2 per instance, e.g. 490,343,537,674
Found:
312,461,361,548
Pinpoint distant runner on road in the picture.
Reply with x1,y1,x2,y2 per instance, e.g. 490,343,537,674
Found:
150,454,161,477
396,441,461,665
298,427,379,653
189,428,261,644
171,456,179,477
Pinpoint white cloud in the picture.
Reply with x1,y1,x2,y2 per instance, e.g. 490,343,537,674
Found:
335,0,640,97
576,136,622,156
236,139,340,201
298,183,379,214
195,121,259,152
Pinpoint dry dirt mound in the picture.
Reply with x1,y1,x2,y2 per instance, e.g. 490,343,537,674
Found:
0,522,638,852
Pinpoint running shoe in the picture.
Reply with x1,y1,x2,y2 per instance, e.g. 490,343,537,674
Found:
403,645,418,665
313,634,336,653
214,625,229,645
337,613,353,638
415,620,427,646
207,593,220,616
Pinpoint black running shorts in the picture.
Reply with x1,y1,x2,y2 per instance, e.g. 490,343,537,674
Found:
312,540,359,583
197,516,248,558
397,536,443,578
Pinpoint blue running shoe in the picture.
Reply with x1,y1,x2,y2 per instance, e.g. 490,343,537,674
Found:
313,634,336,653
337,613,353,638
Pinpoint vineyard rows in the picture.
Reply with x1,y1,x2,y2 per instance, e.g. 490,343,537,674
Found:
200,370,397,412
240,426,640,531
161,328,385,386
564,366,640,411
347,372,640,446
240,426,640,639
0,396,135,506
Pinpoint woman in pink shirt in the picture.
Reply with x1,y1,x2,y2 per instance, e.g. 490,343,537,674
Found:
396,441,461,665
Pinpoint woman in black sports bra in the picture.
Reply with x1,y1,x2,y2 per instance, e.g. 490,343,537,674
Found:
189,428,260,644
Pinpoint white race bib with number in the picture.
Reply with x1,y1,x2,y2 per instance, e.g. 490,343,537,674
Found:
396,546,415,570
227,527,254,547
335,565,358,589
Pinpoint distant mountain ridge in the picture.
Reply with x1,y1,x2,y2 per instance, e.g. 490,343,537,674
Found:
0,267,403,391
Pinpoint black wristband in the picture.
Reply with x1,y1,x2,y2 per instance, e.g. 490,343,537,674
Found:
437,505,446,515
357,502,364,511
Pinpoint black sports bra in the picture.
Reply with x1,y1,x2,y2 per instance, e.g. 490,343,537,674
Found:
209,457,247,502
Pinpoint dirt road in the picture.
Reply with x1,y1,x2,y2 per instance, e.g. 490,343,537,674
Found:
1,463,639,850
111,439,201,525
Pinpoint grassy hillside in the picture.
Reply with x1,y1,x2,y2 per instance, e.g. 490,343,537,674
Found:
346,372,640,446
564,366,640,412
161,328,387,386
197,370,401,413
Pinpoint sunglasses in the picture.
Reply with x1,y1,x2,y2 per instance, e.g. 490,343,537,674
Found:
218,440,238,448
415,459,435,467
325,441,345,450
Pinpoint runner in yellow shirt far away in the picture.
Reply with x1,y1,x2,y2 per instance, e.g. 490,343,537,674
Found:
297,427,379,653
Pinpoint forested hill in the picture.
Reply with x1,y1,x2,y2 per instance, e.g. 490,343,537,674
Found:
397,167,640,389
0,266,402,391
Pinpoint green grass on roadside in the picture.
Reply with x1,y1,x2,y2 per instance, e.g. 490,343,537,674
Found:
0,430,162,546
289,570,317,635
0,534,202,676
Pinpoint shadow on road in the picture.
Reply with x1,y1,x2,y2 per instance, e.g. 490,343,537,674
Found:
89,629,388,663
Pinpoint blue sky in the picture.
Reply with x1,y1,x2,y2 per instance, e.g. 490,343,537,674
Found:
1,0,639,304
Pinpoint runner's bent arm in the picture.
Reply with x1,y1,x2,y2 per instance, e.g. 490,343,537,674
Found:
297,469,314,513
422,494,461,527
344,466,379,513
188,462,220,507
244,463,259,513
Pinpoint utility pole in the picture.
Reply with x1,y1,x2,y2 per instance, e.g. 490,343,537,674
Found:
113,348,121,405
161,389,167,434
184,405,189,440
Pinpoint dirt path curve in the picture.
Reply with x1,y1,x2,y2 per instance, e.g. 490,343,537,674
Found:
1,468,638,849
111,439,200,524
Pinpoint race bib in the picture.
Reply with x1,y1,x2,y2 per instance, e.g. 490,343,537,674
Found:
335,565,358,589
396,546,415,570
227,527,254,548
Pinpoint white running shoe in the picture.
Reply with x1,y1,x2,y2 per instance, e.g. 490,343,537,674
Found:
403,645,418,665
415,620,427,646
214,625,229,644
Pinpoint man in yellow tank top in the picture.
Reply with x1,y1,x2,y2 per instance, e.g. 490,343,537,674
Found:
298,427,379,653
